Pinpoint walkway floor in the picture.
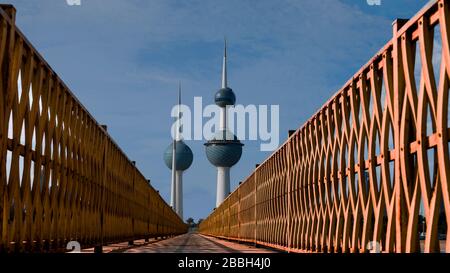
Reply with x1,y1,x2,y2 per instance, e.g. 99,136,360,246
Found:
122,233,276,253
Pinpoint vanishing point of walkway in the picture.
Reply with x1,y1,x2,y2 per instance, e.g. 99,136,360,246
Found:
123,233,276,253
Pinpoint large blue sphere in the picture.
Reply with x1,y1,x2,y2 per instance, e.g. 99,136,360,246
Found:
164,140,193,171
204,130,243,167
215,87,236,107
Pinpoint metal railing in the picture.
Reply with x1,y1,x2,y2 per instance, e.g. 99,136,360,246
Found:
200,0,450,253
0,5,186,252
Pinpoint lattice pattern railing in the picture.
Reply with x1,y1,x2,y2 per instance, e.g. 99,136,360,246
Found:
0,5,186,252
200,0,450,253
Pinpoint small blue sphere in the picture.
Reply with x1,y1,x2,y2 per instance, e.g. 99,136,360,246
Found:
204,130,243,168
215,87,236,107
164,140,193,171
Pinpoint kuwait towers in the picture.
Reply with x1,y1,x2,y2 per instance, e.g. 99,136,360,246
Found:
164,85,193,219
205,40,244,207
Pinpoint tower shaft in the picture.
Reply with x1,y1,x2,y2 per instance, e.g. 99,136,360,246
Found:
175,170,183,219
170,139,176,209
216,167,230,207
217,40,230,206
220,106,227,131
171,84,183,212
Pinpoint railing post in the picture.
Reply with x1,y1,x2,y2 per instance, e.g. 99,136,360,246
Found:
287,142,292,251
238,184,241,240
228,200,230,237
0,8,7,252
437,0,450,254
147,180,150,239
95,125,108,253
129,161,136,246
392,18,409,253
0,5,16,23
254,169,258,246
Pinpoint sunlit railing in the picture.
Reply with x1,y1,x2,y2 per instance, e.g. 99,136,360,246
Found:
200,0,450,253
0,4,186,253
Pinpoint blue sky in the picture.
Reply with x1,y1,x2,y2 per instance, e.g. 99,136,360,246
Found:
7,0,430,221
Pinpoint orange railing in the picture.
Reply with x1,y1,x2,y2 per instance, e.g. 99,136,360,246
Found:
200,0,450,253
0,5,186,252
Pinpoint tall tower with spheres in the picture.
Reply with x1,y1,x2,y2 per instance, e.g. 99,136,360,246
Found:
205,40,244,208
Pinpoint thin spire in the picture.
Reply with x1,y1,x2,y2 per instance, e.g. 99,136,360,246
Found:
178,81,181,106
176,82,182,141
171,84,178,209
221,37,228,89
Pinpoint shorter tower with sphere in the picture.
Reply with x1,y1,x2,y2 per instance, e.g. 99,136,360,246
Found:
164,86,193,219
